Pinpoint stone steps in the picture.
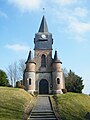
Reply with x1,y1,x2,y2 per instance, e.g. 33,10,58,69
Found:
28,96,58,120
28,118,57,120
28,111,57,120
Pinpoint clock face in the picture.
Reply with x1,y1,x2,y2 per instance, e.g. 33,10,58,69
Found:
41,34,46,39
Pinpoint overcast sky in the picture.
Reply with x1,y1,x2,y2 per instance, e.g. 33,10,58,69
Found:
0,0,90,94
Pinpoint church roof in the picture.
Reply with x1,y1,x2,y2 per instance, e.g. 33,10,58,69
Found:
25,50,36,64
38,16,48,33
53,51,62,64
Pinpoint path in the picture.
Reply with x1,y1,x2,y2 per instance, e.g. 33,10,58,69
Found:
28,95,58,120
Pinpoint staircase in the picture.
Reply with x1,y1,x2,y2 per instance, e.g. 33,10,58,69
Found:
29,111,57,120
28,96,58,120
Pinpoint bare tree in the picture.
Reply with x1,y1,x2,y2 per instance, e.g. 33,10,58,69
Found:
7,61,18,86
7,64,14,86
18,59,26,80
7,59,25,86
13,62,18,85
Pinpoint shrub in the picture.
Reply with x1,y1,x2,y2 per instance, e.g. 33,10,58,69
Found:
62,89,67,93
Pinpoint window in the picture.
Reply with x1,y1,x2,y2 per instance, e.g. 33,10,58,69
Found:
41,54,46,67
57,78,60,84
29,78,31,85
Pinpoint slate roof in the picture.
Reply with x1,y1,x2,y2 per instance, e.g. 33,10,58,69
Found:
34,16,53,50
53,51,62,64
25,50,36,64
38,16,48,33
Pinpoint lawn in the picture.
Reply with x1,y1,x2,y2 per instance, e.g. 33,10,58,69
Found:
55,92,90,120
0,87,33,120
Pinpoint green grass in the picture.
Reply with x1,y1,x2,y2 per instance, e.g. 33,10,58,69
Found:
0,87,33,120
55,92,90,120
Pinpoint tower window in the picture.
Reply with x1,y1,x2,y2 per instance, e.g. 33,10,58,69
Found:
57,78,60,84
29,78,31,85
41,54,46,67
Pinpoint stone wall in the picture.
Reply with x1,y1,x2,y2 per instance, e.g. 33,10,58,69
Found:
35,72,52,93
24,72,35,94
34,50,52,72
52,70,65,93
26,63,36,72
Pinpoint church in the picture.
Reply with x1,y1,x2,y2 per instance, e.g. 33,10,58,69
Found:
23,16,65,94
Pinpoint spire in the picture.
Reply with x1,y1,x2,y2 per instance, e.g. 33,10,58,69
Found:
25,50,35,64
53,51,62,63
26,50,32,63
38,16,48,33
54,51,58,60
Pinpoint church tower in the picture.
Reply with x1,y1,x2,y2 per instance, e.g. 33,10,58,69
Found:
23,16,65,94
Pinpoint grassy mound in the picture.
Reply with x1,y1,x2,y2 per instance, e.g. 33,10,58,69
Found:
55,92,90,120
0,87,33,120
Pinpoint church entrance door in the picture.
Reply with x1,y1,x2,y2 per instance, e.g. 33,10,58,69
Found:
39,79,49,94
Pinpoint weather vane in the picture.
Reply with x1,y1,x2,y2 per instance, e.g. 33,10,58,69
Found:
43,8,45,15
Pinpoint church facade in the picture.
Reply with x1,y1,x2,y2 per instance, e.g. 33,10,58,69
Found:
23,16,65,94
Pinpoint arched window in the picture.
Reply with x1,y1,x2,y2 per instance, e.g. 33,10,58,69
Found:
41,54,46,67
57,78,60,84
29,78,31,85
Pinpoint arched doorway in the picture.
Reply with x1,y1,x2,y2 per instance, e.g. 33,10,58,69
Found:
39,79,49,94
